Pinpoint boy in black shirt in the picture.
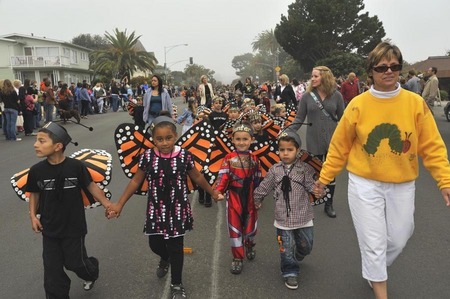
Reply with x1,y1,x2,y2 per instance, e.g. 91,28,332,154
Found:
208,96,228,130
27,122,111,298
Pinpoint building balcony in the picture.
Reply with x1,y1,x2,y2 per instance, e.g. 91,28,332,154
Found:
9,55,73,68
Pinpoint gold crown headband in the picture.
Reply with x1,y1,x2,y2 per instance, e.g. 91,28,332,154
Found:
233,124,253,136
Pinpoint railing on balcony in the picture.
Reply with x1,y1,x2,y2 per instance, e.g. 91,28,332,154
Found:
10,56,72,68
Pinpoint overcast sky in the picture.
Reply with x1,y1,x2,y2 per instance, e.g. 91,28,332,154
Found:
1,0,449,83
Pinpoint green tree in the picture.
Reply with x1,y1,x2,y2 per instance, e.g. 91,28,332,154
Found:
252,29,280,56
184,64,215,87
90,28,158,80
231,53,254,77
71,34,109,50
316,51,365,78
275,0,385,71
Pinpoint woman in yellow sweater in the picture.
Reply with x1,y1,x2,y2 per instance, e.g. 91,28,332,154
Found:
315,42,450,299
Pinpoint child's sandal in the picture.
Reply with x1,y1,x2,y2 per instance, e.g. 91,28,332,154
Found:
230,258,243,274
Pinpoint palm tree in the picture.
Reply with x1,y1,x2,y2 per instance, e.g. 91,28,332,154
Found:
91,28,158,79
251,29,281,56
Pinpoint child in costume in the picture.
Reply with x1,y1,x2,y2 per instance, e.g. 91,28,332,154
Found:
198,96,228,207
253,130,317,290
214,122,261,274
249,112,270,144
27,122,111,298
108,116,221,299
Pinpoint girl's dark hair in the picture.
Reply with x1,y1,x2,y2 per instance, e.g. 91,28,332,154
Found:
60,83,68,94
152,121,177,135
152,75,163,95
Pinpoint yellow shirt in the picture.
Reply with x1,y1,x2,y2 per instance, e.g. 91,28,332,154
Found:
319,89,450,189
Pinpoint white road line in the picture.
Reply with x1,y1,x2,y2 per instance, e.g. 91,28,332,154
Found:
210,201,224,299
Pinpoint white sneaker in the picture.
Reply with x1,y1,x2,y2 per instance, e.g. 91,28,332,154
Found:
83,280,95,291
16,138,22,141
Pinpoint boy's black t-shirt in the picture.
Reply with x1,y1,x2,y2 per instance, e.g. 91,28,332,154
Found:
26,158,92,238
209,111,228,130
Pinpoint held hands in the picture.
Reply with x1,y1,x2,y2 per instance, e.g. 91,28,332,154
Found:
314,180,326,198
105,203,122,219
212,190,225,202
254,202,262,210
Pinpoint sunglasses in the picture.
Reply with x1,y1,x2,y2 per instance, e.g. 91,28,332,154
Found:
372,64,403,73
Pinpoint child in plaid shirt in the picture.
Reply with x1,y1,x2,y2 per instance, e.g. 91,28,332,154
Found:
253,130,316,290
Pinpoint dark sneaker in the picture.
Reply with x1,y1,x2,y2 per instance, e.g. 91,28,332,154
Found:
295,251,305,262
285,276,298,290
230,259,243,274
245,245,256,260
170,284,187,299
83,280,95,291
156,259,170,278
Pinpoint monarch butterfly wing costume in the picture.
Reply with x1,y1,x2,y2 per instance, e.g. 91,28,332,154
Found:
176,120,216,191
114,123,153,195
10,148,113,209
298,150,331,206
249,140,281,178
114,121,217,193
203,130,234,184
70,149,113,208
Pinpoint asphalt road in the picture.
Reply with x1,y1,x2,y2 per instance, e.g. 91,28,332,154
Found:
1,98,449,299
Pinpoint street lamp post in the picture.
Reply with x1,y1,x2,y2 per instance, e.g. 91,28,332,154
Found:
164,43,188,83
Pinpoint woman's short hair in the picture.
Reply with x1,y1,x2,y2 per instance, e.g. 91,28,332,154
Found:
200,75,208,82
366,42,403,79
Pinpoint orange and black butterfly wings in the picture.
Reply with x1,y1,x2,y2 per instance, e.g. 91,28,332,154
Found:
114,123,153,195
11,168,31,202
70,149,113,208
11,149,113,209
177,121,216,191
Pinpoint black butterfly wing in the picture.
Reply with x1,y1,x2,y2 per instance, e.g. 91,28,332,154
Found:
203,130,233,184
11,149,113,209
177,121,216,191
11,168,30,202
299,150,331,206
114,123,153,195
70,149,113,208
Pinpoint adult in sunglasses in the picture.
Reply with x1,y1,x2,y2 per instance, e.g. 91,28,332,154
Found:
314,41,450,299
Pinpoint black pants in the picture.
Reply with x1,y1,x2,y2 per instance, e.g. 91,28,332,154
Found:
43,235,99,299
81,100,90,117
148,235,184,285
198,187,212,205
23,110,35,134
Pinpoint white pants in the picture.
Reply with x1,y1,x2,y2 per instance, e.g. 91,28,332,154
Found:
348,172,415,282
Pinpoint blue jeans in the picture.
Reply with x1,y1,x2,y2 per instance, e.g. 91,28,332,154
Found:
35,102,42,127
277,227,313,277
3,108,18,140
44,103,54,123
111,94,120,112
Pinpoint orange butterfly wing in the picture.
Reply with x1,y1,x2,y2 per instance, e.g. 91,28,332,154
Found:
114,123,153,195
11,149,112,209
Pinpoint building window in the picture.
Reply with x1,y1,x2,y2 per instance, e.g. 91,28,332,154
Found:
80,52,88,61
71,50,78,64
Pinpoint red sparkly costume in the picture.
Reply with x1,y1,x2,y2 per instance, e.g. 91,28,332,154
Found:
215,151,261,259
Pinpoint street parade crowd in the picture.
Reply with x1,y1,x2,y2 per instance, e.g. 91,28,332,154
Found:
4,41,450,299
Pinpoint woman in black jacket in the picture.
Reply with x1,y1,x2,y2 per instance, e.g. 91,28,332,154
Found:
275,74,297,107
